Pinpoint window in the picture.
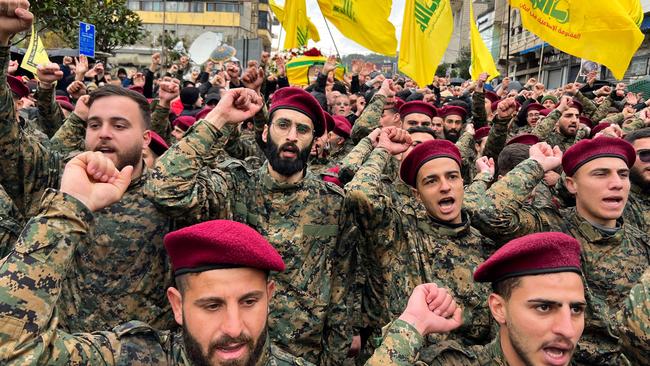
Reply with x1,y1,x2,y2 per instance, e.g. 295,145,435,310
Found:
207,2,240,13
190,2,204,12
127,1,140,10
258,10,270,30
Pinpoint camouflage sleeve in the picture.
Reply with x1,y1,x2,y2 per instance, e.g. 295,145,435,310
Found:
344,148,400,242
351,94,386,144
50,112,86,155
0,45,61,217
144,119,232,223
615,268,650,364
338,137,374,185
622,117,646,134
364,320,425,366
463,171,493,217
531,109,561,140
456,131,477,182
575,91,597,118
223,124,261,160
482,116,510,160
253,103,269,135
0,189,123,364
150,102,172,142
34,85,64,138
600,112,626,127
0,183,21,258
471,91,488,129
589,96,613,123
474,159,559,242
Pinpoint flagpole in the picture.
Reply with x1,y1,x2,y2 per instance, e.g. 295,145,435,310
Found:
506,3,511,78
321,14,341,59
277,26,284,51
537,41,545,81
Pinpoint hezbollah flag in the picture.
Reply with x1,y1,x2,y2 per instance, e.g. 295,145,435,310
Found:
20,23,50,75
283,0,311,49
317,0,397,56
286,56,345,86
270,0,321,44
509,0,643,80
399,0,453,87
621,0,644,27
469,2,499,81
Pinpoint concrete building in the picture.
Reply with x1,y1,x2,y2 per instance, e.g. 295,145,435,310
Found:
443,0,490,64
114,1,272,65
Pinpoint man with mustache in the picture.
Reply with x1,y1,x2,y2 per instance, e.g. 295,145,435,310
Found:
473,138,649,365
439,105,467,143
0,151,312,365
530,95,587,152
145,86,355,365
366,232,587,366
0,0,175,333
623,128,650,233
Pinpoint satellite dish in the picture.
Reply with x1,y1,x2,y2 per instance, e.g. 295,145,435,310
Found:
188,32,223,65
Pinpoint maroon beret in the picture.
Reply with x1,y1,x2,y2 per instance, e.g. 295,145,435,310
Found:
400,139,462,188
57,100,75,112
332,115,351,139
164,219,286,276
579,116,594,129
56,95,71,104
490,101,500,113
172,116,197,132
399,101,437,119
562,136,636,176
474,126,490,142
539,108,552,117
393,98,405,112
324,112,335,133
485,91,499,103
322,165,342,187
570,99,583,115
474,232,582,283
269,87,326,137
506,134,540,146
439,105,468,120
589,122,611,138
148,131,169,157
195,107,213,121
7,75,29,98
128,85,145,95
525,103,545,113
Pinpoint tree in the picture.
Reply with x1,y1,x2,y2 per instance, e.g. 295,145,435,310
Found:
455,46,472,80
29,0,146,54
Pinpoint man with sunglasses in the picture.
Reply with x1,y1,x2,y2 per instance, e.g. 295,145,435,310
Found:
145,87,355,365
623,128,650,233
472,138,649,365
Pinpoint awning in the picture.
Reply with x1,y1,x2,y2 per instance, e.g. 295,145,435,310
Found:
518,42,549,55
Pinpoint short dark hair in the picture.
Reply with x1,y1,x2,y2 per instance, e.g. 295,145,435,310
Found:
88,85,151,129
407,126,437,139
498,143,530,177
492,276,522,300
624,127,650,144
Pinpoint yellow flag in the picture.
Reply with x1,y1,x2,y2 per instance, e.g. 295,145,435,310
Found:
399,0,453,87
21,24,50,75
282,0,312,49
286,56,345,86
469,3,499,81
317,0,397,56
509,0,643,80
270,0,320,43
621,0,644,27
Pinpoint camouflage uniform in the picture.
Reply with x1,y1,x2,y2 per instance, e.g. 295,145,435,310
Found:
472,158,649,365
471,90,488,129
365,320,508,366
531,109,588,152
351,93,386,144
33,84,65,140
574,92,614,124
0,190,312,366
144,119,355,365
625,184,650,233
0,45,175,333
0,183,21,258
615,267,650,365
344,148,494,351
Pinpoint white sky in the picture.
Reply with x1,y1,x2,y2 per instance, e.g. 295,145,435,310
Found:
271,0,406,55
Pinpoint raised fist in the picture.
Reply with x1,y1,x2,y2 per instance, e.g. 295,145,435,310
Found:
205,88,264,130
376,127,412,155
157,81,179,108
476,156,495,177
73,95,90,121
0,0,33,45
67,80,87,101
398,283,463,337
36,63,63,86
496,97,518,119
529,142,563,172
60,151,133,212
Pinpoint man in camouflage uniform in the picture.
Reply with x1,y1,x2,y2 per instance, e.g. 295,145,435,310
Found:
144,86,354,365
344,134,494,354
0,182,21,257
529,95,589,152
366,232,588,366
0,1,175,332
0,152,312,365
472,138,649,365
623,128,650,233
350,79,399,144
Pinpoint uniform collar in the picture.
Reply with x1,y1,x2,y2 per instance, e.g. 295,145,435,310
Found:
568,208,625,244
261,162,306,191
418,210,472,237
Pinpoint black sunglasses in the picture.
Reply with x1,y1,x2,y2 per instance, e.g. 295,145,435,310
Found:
638,149,650,163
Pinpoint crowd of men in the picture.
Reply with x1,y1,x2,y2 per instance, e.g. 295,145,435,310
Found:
0,1,648,365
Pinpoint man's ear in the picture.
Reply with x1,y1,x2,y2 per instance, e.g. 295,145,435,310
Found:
142,130,152,149
488,293,507,325
167,287,184,326
261,124,269,144
565,176,577,195
267,280,276,299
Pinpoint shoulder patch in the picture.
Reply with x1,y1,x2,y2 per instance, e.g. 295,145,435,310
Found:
324,180,345,196
270,344,315,366
111,320,159,338
217,158,251,175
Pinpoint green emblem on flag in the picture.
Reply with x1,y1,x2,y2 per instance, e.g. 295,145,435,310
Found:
415,0,442,32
